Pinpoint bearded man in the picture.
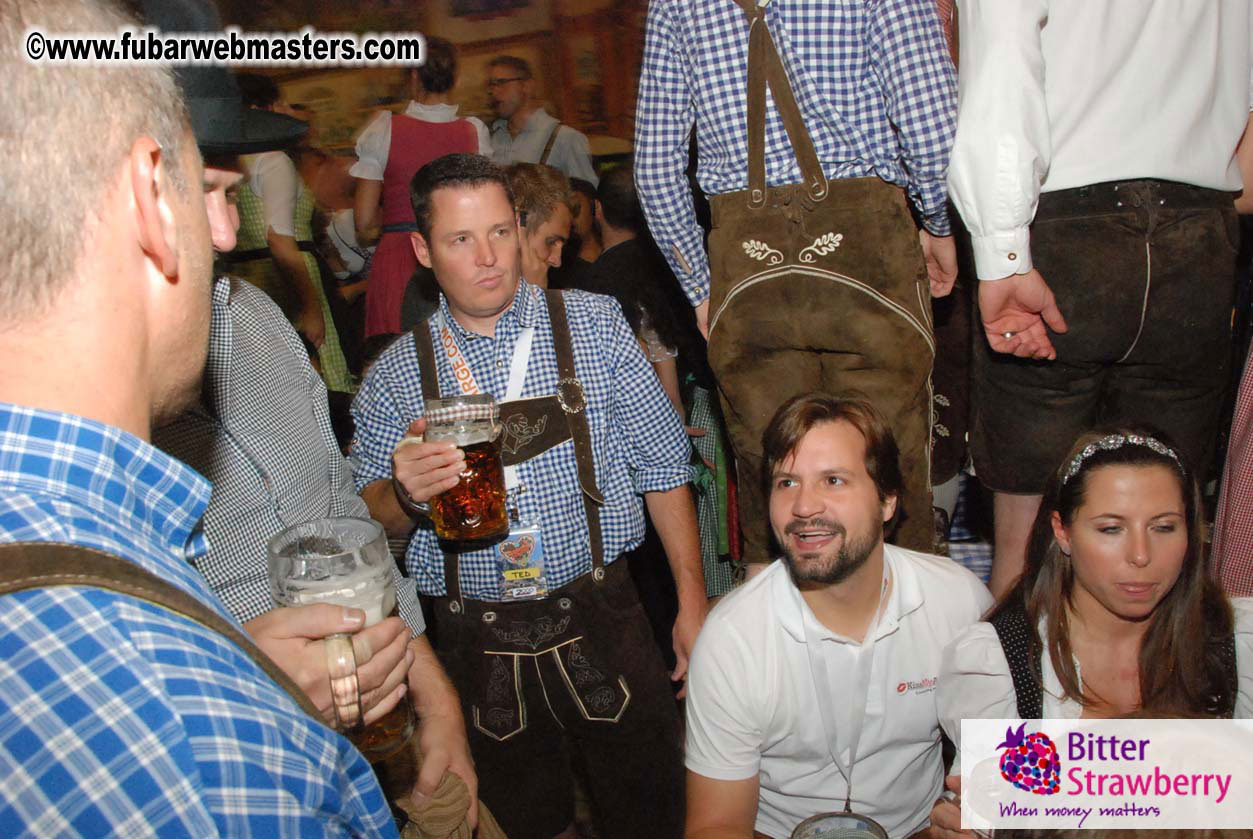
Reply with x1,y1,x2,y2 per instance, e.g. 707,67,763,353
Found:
683,393,992,839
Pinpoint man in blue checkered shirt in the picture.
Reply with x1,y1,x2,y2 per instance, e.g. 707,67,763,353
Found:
351,153,706,839
0,0,400,835
635,0,960,567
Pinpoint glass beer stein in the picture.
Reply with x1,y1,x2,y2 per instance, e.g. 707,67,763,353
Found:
267,516,415,762
419,394,508,542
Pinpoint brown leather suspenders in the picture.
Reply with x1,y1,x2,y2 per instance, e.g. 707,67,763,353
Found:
412,289,606,601
0,541,323,719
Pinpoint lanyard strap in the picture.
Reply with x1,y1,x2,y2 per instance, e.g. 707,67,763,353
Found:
434,309,534,490
801,570,889,813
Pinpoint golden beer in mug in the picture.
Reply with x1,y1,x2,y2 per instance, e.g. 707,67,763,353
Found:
423,395,508,542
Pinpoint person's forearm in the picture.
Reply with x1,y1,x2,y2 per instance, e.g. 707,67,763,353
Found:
686,828,753,839
946,0,1049,279
354,179,382,246
635,2,710,306
362,477,418,538
645,484,706,606
1236,112,1253,214
268,232,321,315
406,634,462,719
339,278,369,303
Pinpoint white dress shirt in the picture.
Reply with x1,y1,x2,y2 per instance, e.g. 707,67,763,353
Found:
349,100,491,181
686,546,993,839
948,0,1253,279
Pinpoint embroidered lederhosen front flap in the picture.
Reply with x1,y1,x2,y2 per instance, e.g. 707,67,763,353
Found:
467,572,633,741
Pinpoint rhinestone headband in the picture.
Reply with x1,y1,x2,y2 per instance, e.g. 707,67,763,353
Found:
1061,433,1183,486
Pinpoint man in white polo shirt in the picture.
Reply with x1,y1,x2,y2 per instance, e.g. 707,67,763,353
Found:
685,393,992,839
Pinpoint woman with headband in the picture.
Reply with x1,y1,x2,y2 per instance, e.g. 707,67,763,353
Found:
928,428,1253,835
941,427,1253,724
940,427,1253,727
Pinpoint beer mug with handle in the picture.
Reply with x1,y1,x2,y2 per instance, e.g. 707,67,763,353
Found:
267,516,416,762
413,394,508,542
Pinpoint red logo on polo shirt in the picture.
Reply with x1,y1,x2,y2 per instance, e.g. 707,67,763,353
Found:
895,676,938,695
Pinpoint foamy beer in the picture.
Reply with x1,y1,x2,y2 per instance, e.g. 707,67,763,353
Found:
267,517,416,762
421,394,508,541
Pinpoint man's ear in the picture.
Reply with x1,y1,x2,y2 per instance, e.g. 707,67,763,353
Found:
881,493,898,524
593,199,605,227
129,136,179,279
411,231,433,269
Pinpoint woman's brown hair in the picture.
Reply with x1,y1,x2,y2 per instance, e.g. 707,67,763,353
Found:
987,426,1234,715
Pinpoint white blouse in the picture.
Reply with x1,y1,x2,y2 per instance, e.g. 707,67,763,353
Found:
349,101,491,182
241,151,299,239
939,597,1253,758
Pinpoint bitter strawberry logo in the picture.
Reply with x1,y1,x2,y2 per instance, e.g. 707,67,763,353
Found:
997,723,1061,795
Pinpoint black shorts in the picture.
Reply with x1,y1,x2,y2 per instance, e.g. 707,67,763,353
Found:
971,179,1239,494
430,560,684,839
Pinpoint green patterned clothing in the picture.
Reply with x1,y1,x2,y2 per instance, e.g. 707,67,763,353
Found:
230,154,353,393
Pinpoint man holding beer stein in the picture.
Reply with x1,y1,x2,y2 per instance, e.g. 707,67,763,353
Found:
352,152,706,839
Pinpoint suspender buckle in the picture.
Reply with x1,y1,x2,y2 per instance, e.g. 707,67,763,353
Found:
556,377,587,414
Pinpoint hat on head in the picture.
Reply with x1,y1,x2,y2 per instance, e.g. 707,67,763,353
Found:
138,0,307,154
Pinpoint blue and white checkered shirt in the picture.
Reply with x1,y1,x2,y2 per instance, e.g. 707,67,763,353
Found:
635,0,957,305
154,277,425,634
0,404,397,839
350,279,691,600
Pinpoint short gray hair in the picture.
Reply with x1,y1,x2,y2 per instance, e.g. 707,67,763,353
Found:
0,0,189,322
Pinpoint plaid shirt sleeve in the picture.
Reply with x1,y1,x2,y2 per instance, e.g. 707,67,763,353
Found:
868,0,958,236
594,295,691,493
634,0,710,306
350,340,418,493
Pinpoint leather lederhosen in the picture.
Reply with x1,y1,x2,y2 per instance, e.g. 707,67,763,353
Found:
704,0,936,564
413,289,641,742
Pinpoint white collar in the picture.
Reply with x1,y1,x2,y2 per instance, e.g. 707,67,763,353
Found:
773,544,927,644
402,101,461,122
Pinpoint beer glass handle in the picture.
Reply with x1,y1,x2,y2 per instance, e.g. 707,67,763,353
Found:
325,633,364,730
392,476,432,517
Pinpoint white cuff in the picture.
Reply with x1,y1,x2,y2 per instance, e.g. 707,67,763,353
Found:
971,227,1033,280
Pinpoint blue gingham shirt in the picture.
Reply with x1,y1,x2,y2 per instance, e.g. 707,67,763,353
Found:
351,279,691,599
0,404,397,839
635,0,957,304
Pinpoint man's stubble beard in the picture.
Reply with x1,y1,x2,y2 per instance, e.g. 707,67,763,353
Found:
780,516,883,588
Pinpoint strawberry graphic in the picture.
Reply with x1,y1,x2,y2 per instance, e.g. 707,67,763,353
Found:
996,723,1061,795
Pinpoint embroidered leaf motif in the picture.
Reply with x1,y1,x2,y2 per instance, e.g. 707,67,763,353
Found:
742,239,783,264
799,232,844,263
